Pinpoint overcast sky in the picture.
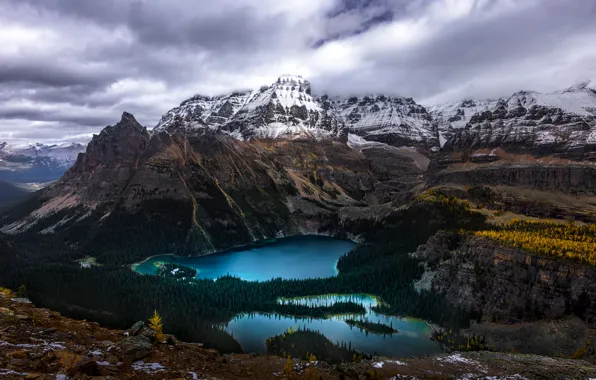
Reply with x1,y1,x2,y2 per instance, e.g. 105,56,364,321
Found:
1,0,595,144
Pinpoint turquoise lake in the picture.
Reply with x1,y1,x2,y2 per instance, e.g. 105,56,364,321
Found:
132,236,442,357
132,236,356,280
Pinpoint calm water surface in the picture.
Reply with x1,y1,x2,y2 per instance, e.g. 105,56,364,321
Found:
225,294,441,357
132,236,355,280
132,236,442,357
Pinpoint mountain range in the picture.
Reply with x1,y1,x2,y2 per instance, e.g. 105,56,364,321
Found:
156,75,596,160
2,75,595,237
0,142,86,183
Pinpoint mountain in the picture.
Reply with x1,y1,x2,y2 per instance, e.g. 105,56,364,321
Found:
0,141,86,182
428,81,596,165
155,75,343,140
0,111,424,253
156,75,438,152
323,94,437,153
3,77,596,241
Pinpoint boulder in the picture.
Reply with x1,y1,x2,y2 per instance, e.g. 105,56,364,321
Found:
118,335,152,363
126,321,144,336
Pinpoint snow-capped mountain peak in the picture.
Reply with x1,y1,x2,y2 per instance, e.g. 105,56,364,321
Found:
428,82,596,147
563,80,593,93
155,75,439,151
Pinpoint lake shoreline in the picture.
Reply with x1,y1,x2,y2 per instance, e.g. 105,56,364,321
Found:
130,233,361,273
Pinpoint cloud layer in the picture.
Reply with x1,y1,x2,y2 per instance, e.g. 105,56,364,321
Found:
1,0,595,143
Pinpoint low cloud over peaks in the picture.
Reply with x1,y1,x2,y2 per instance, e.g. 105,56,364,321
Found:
1,0,595,143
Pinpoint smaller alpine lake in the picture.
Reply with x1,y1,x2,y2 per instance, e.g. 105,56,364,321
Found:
225,294,441,357
132,235,442,357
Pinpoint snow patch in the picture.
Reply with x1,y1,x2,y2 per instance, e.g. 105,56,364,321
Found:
436,353,479,365
132,361,167,374
0,369,28,376
373,359,407,368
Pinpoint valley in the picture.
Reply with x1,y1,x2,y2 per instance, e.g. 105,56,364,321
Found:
1,76,596,378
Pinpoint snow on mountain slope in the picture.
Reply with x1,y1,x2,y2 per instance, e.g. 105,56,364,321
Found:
429,81,596,148
0,142,85,168
155,90,255,132
326,95,438,151
154,75,437,149
156,75,343,140
427,99,498,146
221,75,343,140
0,142,86,182
433,81,596,164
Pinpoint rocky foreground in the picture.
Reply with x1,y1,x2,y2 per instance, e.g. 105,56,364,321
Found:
1,291,594,379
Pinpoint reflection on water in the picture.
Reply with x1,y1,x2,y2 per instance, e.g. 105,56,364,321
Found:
224,294,442,357
132,237,441,357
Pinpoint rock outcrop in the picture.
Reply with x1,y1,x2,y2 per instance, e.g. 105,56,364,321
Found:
430,81,596,166
414,231,596,325
429,164,596,195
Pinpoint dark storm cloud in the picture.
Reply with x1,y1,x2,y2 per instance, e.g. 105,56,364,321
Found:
0,105,115,127
0,60,124,88
17,0,287,51
313,0,596,102
1,0,595,143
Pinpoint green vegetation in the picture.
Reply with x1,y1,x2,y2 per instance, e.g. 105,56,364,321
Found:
0,195,488,353
266,328,368,364
432,329,490,352
344,319,397,335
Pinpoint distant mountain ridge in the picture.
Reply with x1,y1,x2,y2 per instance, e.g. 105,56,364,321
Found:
425,80,596,166
0,141,86,182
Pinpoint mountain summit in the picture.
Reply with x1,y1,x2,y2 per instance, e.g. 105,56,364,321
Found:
155,75,438,152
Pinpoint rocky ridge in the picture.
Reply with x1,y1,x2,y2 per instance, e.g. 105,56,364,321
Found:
155,75,438,151
414,231,596,325
429,81,596,165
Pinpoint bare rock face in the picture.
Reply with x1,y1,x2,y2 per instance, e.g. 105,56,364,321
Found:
0,112,424,259
430,83,596,167
429,165,596,195
415,231,596,325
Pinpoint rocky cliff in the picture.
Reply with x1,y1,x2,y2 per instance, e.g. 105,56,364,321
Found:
430,81,596,167
414,231,596,325
430,164,596,195
0,111,426,259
